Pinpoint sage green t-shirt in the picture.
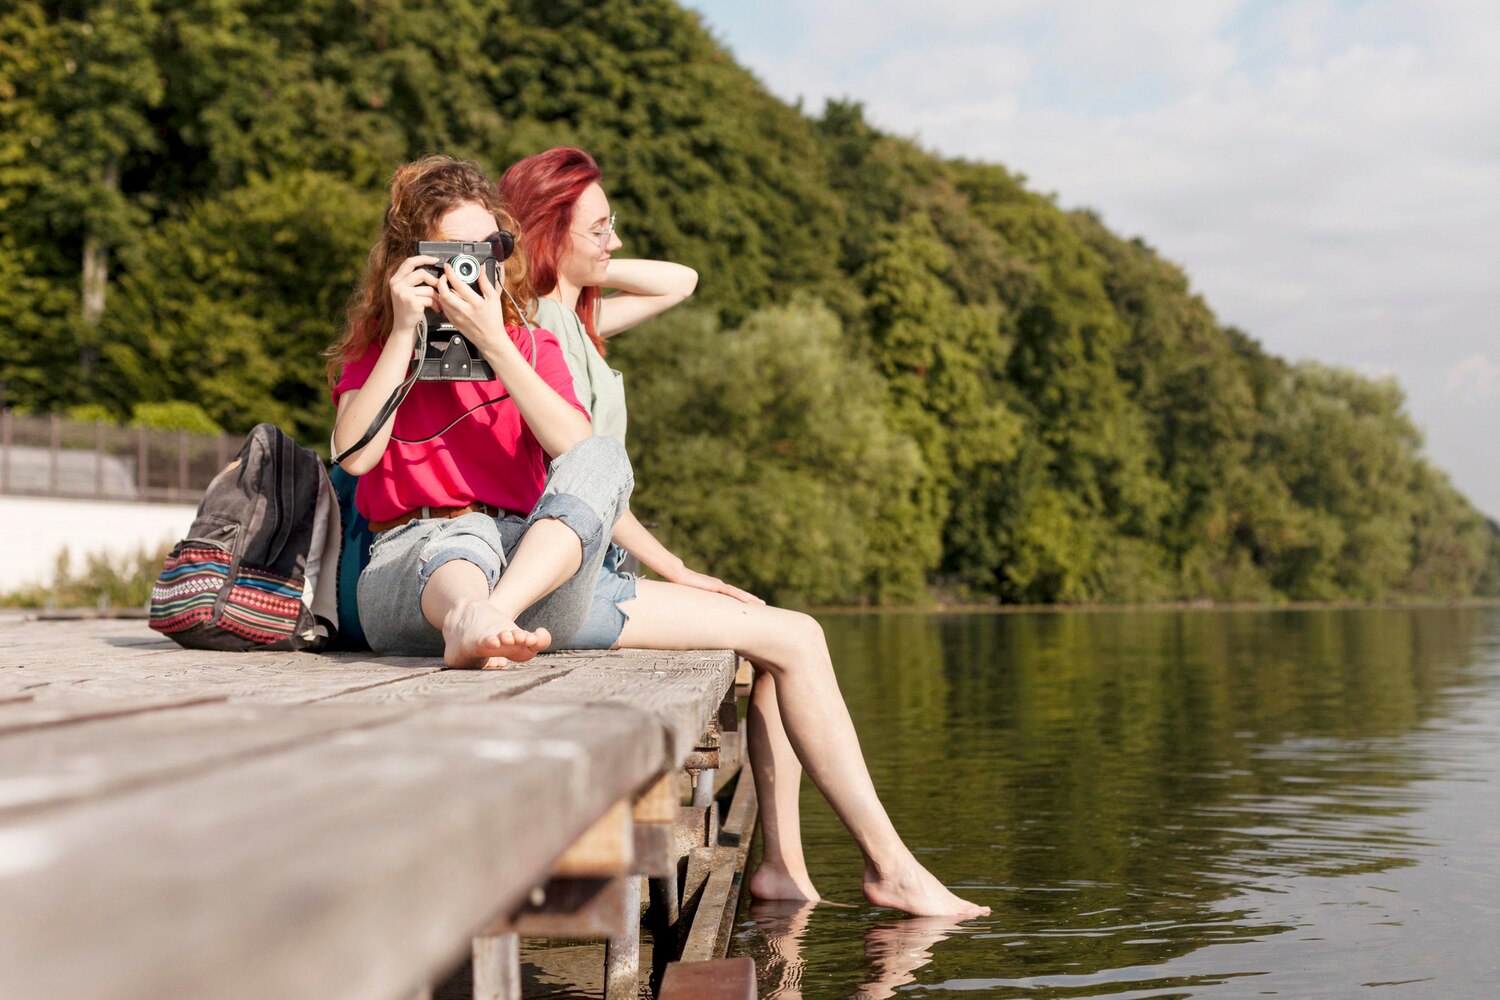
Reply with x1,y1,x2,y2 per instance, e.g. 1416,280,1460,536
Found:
532,296,628,443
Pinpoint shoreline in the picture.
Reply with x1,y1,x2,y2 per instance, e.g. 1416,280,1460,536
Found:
812,596,1500,615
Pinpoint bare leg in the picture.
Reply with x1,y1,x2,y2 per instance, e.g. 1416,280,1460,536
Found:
421,519,582,669
746,670,818,901
616,580,988,917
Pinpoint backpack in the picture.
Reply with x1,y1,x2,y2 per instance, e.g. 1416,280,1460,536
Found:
149,424,342,651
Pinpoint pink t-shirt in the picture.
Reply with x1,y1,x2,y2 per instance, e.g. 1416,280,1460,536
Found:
332,326,588,522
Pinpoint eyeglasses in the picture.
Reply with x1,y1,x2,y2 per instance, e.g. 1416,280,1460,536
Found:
573,211,617,252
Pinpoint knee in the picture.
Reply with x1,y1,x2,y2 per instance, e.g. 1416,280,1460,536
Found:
559,434,629,472
758,610,829,675
557,435,634,498
788,611,825,648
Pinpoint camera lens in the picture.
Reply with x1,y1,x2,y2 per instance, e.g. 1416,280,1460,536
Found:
450,253,480,283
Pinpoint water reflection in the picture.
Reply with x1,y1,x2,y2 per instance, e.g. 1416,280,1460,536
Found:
751,900,967,1000
736,607,1500,997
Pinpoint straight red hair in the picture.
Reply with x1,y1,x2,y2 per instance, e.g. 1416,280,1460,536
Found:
499,147,607,357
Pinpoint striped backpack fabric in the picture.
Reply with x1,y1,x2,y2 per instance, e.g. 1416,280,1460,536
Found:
149,424,341,651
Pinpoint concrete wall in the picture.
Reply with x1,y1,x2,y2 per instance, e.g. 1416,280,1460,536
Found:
0,496,196,590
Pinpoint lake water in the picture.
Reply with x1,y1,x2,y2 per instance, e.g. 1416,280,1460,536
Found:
734,607,1500,998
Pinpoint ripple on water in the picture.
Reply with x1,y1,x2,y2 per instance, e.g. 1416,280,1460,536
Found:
734,607,1500,998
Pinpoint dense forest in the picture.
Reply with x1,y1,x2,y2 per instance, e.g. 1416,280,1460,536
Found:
3,0,1496,605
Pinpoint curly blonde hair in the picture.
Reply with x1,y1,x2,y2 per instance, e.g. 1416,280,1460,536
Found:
327,155,531,382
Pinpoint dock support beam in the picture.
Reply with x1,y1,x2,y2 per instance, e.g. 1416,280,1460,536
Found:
603,876,642,1000
473,933,521,1000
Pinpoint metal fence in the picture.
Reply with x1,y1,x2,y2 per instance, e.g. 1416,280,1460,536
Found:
0,411,241,504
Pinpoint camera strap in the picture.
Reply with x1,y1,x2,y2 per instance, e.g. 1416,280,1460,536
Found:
330,318,427,467
331,295,538,468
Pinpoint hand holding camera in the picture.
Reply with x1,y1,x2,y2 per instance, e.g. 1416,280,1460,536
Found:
414,233,515,381
388,254,442,346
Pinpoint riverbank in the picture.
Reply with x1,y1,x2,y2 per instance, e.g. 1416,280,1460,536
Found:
814,595,1500,615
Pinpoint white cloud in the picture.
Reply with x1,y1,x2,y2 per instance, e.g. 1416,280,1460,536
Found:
685,0,1500,516
1445,355,1500,405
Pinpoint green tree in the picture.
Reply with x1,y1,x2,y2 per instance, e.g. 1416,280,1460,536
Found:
617,299,929,605
1,0,1492,604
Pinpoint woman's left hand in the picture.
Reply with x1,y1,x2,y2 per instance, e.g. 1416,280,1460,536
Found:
436,263,510,360
667,566,765,605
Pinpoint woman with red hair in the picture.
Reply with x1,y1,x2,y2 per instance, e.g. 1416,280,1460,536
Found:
500,148,987,918
499,146,752,613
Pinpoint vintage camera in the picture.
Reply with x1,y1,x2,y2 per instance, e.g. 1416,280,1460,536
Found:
414,232,514,381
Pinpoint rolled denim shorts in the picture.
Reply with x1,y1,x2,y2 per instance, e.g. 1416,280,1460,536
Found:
356,436,633,656
565,556,638,650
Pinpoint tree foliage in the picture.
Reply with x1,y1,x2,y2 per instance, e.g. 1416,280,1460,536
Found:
2,0,1493,604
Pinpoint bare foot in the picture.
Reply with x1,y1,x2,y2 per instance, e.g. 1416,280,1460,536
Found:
441,600,551,669
749,860,820,902
862,857,989,917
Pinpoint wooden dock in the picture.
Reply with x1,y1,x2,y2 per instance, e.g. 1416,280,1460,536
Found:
0,614,759,999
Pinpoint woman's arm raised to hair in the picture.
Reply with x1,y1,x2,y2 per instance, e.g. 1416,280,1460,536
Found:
597,259,698,338
612,509,763,604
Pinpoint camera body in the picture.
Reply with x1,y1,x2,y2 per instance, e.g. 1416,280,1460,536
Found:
414,239,507,381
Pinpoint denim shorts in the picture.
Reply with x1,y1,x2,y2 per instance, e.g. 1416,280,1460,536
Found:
356,436,633,656
564,556,638,649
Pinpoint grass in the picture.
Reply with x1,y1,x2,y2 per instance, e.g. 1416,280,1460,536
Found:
0,543,174,611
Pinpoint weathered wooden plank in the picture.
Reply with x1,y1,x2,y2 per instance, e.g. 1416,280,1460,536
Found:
681,856,740,964
680,772,759,964
0,695,227,736
316,661,569,705
0,701,662,1000
633,822,676,878
2,623,729,717
715,772,760,960
0,642,446,704
632,773,679,877
0,701,408,815
0,620,177,662
674,803,714,859
552,799,633,877
10,666,442,708
632,773,678,825
515,649,736,766
486,876,635,938
659,957,757,1000
712,731,743,796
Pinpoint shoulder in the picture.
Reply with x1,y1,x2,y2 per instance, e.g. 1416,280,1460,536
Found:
529,301,588,362
331,339,383,403
533,297,582,335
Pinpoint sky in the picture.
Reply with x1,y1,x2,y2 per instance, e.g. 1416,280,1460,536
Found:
682,0,1500,518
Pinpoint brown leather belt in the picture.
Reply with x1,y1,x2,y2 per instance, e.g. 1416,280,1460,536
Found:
368,502,515,534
